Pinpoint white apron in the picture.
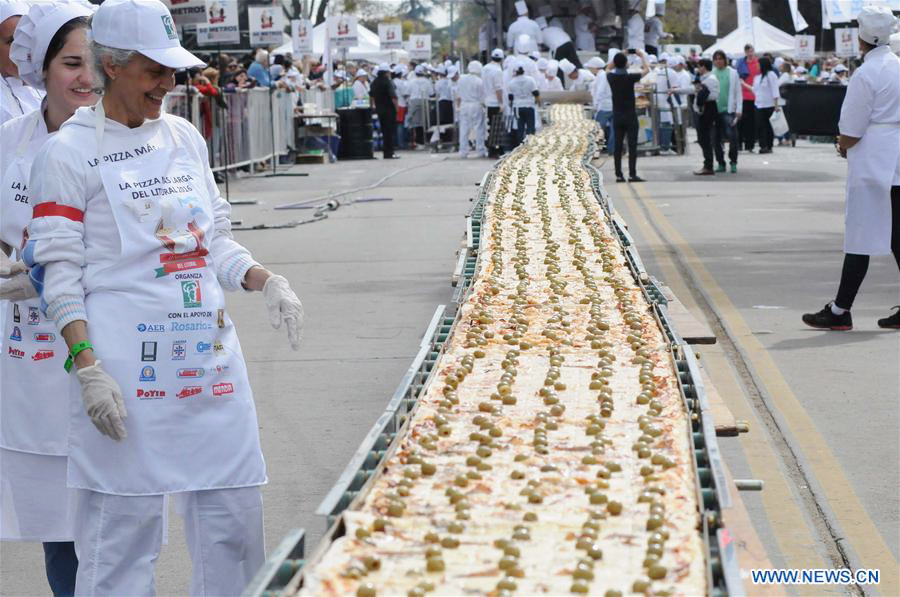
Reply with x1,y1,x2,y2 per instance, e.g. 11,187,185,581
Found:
844,122,900,255
0,110,74,541
67,108,266,495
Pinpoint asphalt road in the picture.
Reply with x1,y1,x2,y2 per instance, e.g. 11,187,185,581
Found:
2,135,897,596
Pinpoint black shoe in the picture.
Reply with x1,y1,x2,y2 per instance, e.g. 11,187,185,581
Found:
802,303,853,331
877,306,900,329
615,175,626,183
628,176,645,182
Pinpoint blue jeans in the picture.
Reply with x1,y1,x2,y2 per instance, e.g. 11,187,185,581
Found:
659,123,673,151
514,107,535,146
594,110,615,153
43,542,78,596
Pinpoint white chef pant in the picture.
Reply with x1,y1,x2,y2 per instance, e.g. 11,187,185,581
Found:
458,103,486,157
73,486,264,596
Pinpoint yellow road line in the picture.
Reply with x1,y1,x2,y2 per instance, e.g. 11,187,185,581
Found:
626,181,899,595
611,184,829,573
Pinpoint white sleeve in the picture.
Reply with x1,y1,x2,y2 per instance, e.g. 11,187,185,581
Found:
24,137,89,329
838,72,873,138
186,124,261,291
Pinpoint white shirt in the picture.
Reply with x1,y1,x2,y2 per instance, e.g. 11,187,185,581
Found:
506,16,542,51
591,70,612,111
541,26,571,51
565,69,595,92
0,76,44,126
482,62,504,107
626,14,645,50
839,45,900,167
456,73,484,104
539,73,564,92
435,78,453,101
352,79,370,101
751,70,781,108
508,74,538,108
394,78,409,107
694,71,720,112
409,77,434,100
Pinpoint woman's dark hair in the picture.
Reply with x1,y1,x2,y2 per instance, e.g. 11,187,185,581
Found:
613,52,627,68
698,58,713,71
43,16,90,72
759,56,773,75
273,54,284,65
712,50,727,63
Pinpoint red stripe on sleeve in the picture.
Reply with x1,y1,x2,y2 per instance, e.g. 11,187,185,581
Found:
32,203,84,222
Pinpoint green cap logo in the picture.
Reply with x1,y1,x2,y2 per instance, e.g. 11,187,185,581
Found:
162,15,177,40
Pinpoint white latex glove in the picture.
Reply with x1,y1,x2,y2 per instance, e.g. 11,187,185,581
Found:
0,252,27,278
0,271,38,301
263,274,304,351
75,360,128,441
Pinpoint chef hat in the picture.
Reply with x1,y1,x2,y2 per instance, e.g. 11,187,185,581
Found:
536,57,548,71
857,5,897,46
529,50,540,60
467,60,482,75
833,63,847,72
515,1,528,16
0,0,28,24
535,16,548,29
584,56,605,69
514,33,531,54
491,48,504,59
10,0,95,90
546,62,558,76
558,58,575,75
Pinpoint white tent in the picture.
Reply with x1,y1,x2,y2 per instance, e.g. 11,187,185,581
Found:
272,22,409,63
702,17,795,58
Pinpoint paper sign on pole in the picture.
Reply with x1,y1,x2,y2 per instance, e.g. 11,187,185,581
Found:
292,19,313,55
378,23,403,50
698,0,717,36
196,0,239,46
824,0,851,25
407,34,432,60
787,0,808,32
834,27,858,57
794,34,815,59
249,5,283,47
164,0,206,25
736,0,754,43
328,15,359,49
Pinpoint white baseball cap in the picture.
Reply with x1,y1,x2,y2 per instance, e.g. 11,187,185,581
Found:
92,0,204,70
857,5,897,46
11,0,95,90
491,48,504,60
833,63,847,73
467,60,482,75
0,0,27,24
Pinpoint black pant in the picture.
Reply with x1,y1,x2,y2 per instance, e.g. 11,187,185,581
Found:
696,104,717,169
514,107,535,146
645,44,658,55
43,541,78,596
835,187,900,309
613,111,638,178
553,42,582,69
377,109,396,158
713,111,739,165
486,106,501,156
755,106,775,151
739,99,756,150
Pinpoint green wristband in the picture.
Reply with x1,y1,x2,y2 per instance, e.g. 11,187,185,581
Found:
64,341,93,373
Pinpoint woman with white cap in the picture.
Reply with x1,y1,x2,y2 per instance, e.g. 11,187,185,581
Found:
351,67,369,104
507,58,539,147
803,6,900,331
0,0,44,125
0,3,96,593
23,0,304,593
455,60,486,159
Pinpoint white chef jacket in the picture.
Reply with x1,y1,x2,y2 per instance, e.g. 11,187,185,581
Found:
482,62,504,107
565,69,595,91
506,16,542,52
626,14,645,50
541,26,571,52
508,74,538,108
456,73,484,104
0,76,43,126
838,44,900,255
352,79,370,100
25,107,258,327
591,71,612,111
751,71,781,108
435,77,453,101
539,73,564,92
395,78,409,108
409,77,434,100
574,14,595,51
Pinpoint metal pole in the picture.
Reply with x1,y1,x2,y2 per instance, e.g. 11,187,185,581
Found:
451,1,455,57
219,42,230,203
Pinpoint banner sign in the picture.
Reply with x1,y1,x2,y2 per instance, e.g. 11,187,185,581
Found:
164,0,206,26
698,0,717,36
793,34,815,59
292,19,313,55
788,0,808,32
196,0,239,46
736,0,754,42
248,5,284,47
407,34,432,59
328,15,359,48
834,27,858,57
378,23,403,50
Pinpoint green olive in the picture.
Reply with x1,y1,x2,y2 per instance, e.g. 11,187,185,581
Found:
357,582,376,597
426,557,445,572
570,580,590,593
648,565,667,580
607,501,622,516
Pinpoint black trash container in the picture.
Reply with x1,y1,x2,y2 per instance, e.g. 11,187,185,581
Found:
782,84,847,137
338,107,375,159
